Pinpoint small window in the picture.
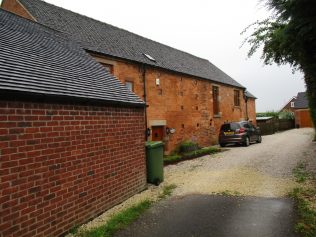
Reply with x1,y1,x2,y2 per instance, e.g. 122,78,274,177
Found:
100,63,114,74
234,90,240,106
290,102,295,108
125,81,134,92
212,86,220,115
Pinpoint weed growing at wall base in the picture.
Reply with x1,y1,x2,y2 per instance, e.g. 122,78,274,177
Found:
75,200,152,237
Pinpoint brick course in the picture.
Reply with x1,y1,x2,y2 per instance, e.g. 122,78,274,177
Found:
0,100,146,237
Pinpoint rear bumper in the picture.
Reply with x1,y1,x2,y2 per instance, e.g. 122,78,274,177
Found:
219,134,246,144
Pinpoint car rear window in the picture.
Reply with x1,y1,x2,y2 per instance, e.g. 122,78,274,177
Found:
220,123,240,131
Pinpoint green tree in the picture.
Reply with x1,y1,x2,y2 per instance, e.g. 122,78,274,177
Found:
243,0,316,136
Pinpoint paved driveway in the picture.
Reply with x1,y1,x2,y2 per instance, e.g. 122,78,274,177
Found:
115,195,298,237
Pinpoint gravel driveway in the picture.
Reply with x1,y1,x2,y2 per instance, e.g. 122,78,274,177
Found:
78,128,315,231
165,128,315,197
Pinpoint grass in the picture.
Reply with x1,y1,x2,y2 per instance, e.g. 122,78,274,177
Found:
74,184,177,237
293,162,310,183
164,146,221,165
158,184,177,199
290,162,316,237
75,200,152,237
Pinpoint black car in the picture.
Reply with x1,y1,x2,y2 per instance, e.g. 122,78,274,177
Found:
219,121,262,147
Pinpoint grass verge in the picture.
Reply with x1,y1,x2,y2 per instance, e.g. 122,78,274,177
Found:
75,200,152,237
290,162,316,237
293,162,310,183
164,146,221,165
74,184,177,237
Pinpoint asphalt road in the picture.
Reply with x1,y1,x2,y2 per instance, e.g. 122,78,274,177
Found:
115,194,298,237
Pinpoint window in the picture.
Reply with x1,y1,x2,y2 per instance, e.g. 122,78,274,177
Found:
212,86,219,115
234,90,240,106
290,102,295,107
100,63,114,74
125,81,134,92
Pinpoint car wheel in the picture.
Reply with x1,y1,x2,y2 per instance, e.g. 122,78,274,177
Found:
256,135,262,143
220,143,226,147
244,137,250,147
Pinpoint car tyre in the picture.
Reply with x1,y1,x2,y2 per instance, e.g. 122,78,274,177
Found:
220,143,226,147
256,135,262,143
244,137,250,147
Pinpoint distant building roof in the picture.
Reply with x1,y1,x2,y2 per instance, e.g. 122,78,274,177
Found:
279,96,296,112
245,91,257,99
294,92,309,109
15,0,245,89
0,10,144,106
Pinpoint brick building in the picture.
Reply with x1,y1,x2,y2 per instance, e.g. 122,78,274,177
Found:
280,96,297,114
1,0,257,153
0,10,146,237
294,92,313,128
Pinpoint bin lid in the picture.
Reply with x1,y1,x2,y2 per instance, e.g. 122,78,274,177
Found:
145,141,164,148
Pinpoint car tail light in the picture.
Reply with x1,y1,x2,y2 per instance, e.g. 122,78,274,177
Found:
235,128,245,134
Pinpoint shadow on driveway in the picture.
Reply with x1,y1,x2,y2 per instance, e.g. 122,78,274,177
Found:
114,195,298,237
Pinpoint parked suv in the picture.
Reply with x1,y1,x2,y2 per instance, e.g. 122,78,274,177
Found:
219,121,261,147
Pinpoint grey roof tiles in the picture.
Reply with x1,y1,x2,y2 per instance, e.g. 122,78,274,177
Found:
294,92,309,109
18,0,245,89
0,10,144,106
245,91,257,99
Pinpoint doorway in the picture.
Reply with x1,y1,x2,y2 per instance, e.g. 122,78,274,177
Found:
152,126,164,141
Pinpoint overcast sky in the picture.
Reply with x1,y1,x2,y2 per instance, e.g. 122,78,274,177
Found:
6,0,307,112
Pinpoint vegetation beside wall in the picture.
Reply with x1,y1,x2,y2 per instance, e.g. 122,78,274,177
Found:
290,162,316,237
164,141,222,165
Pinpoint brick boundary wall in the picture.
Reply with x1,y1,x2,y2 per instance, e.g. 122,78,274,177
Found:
0,99,146,237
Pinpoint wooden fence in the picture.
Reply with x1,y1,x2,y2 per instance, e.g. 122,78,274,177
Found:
257,118,295,135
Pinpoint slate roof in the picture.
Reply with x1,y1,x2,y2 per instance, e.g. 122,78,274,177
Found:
294,92,309,109
0,10,144,106
17,0,245,89
245,91,257,99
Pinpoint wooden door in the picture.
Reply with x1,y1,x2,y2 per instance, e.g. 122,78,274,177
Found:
300,110,313,127
152,126,164,141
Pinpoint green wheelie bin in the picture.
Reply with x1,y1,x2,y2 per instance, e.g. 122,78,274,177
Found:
145,141,164,185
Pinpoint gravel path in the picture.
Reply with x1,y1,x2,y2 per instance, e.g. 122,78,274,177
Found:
75,128,315,233
165,128,315,197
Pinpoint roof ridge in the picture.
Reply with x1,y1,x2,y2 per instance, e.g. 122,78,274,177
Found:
17,0,246,89
22,0,211,63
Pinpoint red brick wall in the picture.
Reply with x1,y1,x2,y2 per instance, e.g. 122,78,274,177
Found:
246,98,257,126
92,54,252,151
0,100,146,237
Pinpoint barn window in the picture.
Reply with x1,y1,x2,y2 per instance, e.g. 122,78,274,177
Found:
234,90,240,106
212,86,220,115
